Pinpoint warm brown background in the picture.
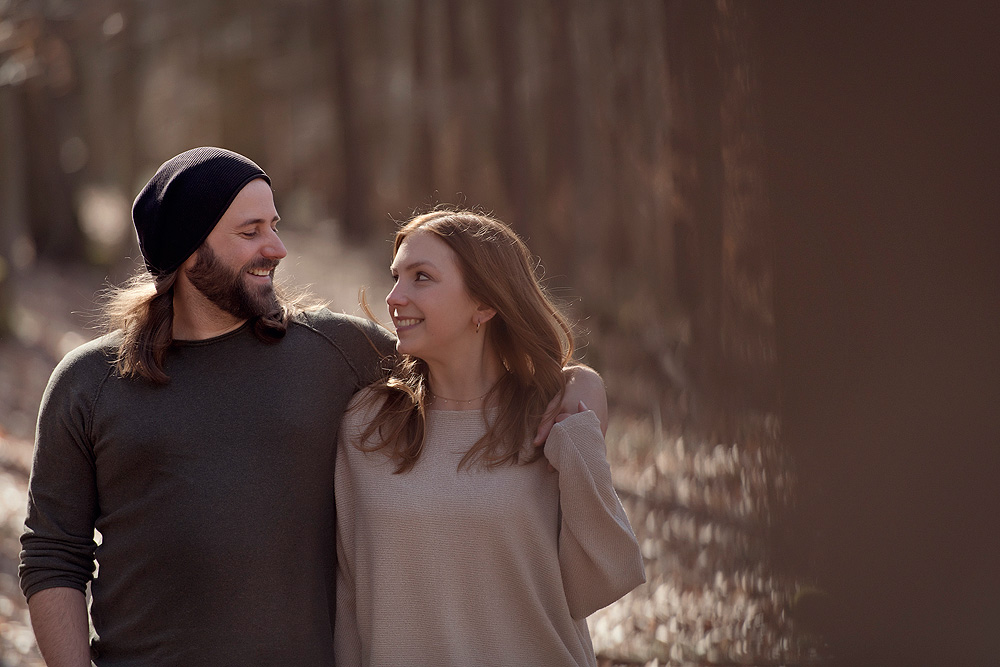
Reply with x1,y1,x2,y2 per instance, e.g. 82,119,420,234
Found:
1,1,997,666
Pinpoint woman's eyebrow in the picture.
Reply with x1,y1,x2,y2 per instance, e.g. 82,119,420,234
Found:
391,259,436,273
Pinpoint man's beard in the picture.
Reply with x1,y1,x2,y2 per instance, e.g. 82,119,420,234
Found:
185,244,280,320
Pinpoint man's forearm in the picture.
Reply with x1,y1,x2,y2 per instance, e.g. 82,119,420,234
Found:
27,587,91,667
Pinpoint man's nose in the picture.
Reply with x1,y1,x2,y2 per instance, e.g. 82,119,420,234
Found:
262,229,287,260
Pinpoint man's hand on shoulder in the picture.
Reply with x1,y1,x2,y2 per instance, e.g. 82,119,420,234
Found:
533,364,608,446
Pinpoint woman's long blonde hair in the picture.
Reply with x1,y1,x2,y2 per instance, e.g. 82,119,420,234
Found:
357,209,575,473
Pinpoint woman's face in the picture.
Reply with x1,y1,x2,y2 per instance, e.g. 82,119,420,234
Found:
386,230,486,365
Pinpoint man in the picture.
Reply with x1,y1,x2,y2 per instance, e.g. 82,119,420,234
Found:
19,147,607,666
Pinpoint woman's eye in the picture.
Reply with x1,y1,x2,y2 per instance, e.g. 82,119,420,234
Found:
241,231,258,239
415,272,430,281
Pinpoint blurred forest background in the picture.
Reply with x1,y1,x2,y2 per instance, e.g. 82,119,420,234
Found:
1,1,998,666
0,0,779,434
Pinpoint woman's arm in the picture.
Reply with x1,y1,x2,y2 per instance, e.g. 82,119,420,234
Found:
543,405,646,619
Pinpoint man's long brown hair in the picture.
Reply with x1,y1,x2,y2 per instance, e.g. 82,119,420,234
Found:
356,210,575,473
101,266,312,384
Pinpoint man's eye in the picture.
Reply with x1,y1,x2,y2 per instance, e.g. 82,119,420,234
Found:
241,231,258,239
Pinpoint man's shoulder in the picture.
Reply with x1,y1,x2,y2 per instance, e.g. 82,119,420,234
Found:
292,307,394,349
290,308,395,385
55,331,120,372
293,306,367,330
45,331,121,391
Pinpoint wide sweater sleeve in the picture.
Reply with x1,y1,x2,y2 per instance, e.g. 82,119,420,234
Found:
543,410,646,619
19,342,107,600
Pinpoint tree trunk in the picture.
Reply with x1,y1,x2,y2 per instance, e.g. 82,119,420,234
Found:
666,0,725,435
0,84,30,336
492,0,529,225
330,0,371,241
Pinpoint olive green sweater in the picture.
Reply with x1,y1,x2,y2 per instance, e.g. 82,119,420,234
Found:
20,309,392,666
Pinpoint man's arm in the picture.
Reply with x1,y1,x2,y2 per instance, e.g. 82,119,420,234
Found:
534,364,608,445
20,347,102,666
27,587,91,667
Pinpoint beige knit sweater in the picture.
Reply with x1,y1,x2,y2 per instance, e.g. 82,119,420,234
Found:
334,389,645,666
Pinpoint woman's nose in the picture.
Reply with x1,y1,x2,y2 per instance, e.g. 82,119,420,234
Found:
386,282,406,307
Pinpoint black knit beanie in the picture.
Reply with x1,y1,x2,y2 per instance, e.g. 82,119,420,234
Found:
132,147,271,276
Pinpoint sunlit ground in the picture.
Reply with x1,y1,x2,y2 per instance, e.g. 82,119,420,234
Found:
590,414,811,665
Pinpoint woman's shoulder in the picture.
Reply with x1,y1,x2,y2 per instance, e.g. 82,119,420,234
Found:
341,386,390,434
346,385,386,410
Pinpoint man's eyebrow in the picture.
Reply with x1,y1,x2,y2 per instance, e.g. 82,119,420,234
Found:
236,215,280,229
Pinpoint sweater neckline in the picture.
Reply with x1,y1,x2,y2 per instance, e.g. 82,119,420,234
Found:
426,405,499,414
172,320,252,347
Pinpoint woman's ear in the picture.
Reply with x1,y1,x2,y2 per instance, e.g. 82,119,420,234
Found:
476,305,497,324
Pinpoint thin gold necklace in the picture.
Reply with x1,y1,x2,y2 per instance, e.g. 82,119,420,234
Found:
429,388,491,405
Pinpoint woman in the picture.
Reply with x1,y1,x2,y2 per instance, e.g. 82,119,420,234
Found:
335,210,645,666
